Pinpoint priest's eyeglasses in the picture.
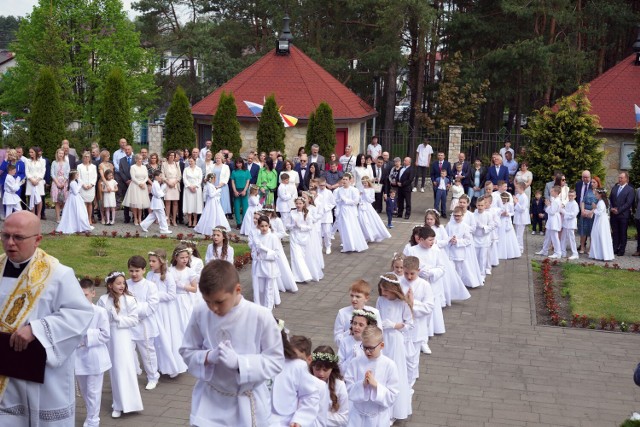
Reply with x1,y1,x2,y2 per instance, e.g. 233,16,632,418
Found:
1,233,40,243
361,342,383,353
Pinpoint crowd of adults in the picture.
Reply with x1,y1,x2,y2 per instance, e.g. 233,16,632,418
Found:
0,135,638,255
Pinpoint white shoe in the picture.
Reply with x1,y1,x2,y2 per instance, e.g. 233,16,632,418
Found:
568,255,579,260
421,343,432,354
160,229,172,234
535,250,546,256
325,247,331,255
548,254,560,259
412,187,417,192
531,231,536,235
111,410,122,418
141,227,149,233
145,380,158,390
420,187,425,192
89,226,94,231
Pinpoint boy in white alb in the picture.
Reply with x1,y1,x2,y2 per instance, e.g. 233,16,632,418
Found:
334,279,383,346
3,165,22,217
513,183,530,254
399,256,435,384
276,173,297,226
141,170,172,234
344,325,399,427
179,260,284,427
560,189,580,260
126,255,161,390
316,177,336,254
75,278,112,427
536,186,562,259
290,336,328,427
473,195,493,278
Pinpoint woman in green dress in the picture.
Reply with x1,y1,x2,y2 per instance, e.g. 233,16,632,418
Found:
230,158,252,229
257,158,278,206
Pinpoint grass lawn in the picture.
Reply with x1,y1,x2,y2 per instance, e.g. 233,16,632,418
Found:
562,263,640,323
1,235,249,280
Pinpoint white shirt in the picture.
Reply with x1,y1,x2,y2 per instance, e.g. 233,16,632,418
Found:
339,154,356,172
367,143,382,159
416,143,433,167
113,148,126,171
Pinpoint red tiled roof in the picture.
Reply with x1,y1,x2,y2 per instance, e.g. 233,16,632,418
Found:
0,51,15,65
192,45,376,121
585,53,640,131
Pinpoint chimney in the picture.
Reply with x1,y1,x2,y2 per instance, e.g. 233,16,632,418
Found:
276,15,292,55
633,25,640,65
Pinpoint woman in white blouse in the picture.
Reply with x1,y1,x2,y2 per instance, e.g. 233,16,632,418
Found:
123,154,151,225
50,148,70,222
26,146,46,217
182,157,203,227
161,150,182,226
78,152,98,225
200,150,215,183
279,159,299,186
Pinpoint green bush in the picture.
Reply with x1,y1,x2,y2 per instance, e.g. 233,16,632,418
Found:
165,86,196,153
257,94,285,155
30,67,65,160
98,68,133,154
306,102,336,158
212,91,242,155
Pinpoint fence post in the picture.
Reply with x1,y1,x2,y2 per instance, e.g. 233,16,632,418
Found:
448,125,462,162
148,124,164,156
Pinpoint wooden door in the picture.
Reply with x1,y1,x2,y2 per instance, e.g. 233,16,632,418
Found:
335,128,348,155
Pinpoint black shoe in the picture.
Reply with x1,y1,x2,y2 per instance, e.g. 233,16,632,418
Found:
124,219,131,224
404,215,410,220
396,213,403,218
441,214,447,219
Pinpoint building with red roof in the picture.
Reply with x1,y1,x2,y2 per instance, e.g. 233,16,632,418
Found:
192,42,376,157
582,52,639,185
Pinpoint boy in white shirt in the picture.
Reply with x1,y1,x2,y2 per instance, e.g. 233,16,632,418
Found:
513,183,530,254
75,278,112,427
140,170,172,234
276,173,297,226
473,195,494,277
333,279,383,346
560,189,580,260
126,255,161,390
3,165,22,217
316,177,336,254
179,260,284,427
536,186,562,259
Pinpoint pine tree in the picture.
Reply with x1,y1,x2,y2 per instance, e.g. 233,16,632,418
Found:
165,86,196,153
98,68,133,154
257,94,285,155
212,91,242,155
305,110,316,153
523,86,605,192
30,67,65,160
310,102,336,158
629,129,640,188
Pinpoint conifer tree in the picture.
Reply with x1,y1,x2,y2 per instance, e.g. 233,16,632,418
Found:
212,91,242,155
98,67,133,154
165,86,196,153
310,102,336,158
305,110,316,153
30,67,65,160
523,86,605,192
257,94,285,155
629,129,640,188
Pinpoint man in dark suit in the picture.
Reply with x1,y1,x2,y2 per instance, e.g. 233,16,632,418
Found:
453,152,471,193
246,152,260,185
269,150,283,174
430,152,451,197
485,153,509,185
117,145,134,223
609,172,635,256
372,156,389,213
177,150,186,224
396,157,415,219
575,170,591,252
294,154,308,192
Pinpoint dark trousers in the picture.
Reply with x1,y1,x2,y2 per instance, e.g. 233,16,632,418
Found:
435,189,447,216
610,215,629,255
387,212,393,226
397,187,412,217
414,166,428,189
373,192,383,213
635,218,640,252
116,177,130,222
532,215,545,233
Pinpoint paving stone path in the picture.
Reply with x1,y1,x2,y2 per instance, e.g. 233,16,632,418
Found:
75,192,640,427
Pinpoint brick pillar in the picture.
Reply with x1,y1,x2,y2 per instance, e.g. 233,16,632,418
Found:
148,124,164,156
448,125,462,163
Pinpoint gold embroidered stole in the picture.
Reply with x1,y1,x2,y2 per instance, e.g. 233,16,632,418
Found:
0,248,58,401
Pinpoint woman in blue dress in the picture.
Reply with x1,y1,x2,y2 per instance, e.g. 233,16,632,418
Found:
212,152,232,214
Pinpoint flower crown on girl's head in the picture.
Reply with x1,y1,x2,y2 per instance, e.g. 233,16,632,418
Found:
174,247,193,256
294,197,306,204
105,271,125,282
343,172,353,179
180,240,197,246
424,208,440,218
312,352,339,363
379,274,400,285
351,309,378,323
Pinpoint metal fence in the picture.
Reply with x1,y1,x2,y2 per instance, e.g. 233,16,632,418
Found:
370,127,449,160
461,129,529,164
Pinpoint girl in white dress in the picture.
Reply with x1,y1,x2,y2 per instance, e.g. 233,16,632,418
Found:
181,240,204,278
334,173,368,253
589,189,615,261
194,173,231,235
182,157,204,227
147,250,187,377
56,171,94,234
288,197,313,283
123,154,150,225
205,226,235,264
25,147,46,218
301,191,324,281
358,177,391,243
337,309,376,377
497,192,521,259
97,272,143,418
449,175,464,213
262,205,288,238
240,185,261,235
353,154,373,192
251,215,283,310
168,245,198,334
259,206,298,293
375,273,412,422
101,169,118,225
446,207,484,288
310,346,349,427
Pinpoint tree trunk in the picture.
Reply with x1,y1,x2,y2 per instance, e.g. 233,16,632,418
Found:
384,62,397,133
